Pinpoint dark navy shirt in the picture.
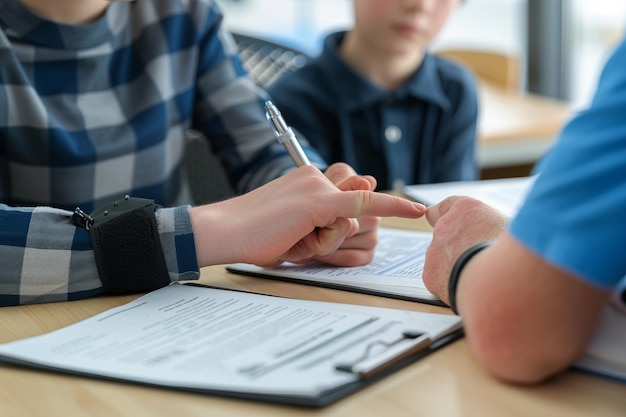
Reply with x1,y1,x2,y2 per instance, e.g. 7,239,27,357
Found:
269,31,479,190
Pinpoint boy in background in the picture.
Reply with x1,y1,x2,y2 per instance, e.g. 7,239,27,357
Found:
270,0,478,191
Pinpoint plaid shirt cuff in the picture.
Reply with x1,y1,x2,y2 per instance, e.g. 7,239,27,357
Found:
155,206,200,282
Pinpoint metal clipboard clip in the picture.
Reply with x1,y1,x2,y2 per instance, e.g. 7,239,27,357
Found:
335,331,431,378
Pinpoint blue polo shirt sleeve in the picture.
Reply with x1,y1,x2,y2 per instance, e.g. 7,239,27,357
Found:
509,37,626,289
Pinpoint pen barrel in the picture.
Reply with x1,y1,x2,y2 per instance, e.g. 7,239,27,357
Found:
279,131,311,167
265,100,311,167
270,116,289,133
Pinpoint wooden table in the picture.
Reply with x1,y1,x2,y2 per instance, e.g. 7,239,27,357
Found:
477,83,573,178
1,217,623,417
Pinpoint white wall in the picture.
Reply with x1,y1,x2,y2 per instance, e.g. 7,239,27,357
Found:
433,0,526,56
216,0,526,57
216,0,352,54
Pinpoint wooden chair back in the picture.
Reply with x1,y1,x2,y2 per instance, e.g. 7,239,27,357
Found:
435,49,521,93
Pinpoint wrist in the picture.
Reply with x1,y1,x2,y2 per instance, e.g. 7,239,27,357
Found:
448,241,493,314
190,202,236,267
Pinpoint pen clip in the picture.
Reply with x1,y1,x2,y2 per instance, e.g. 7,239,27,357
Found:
335,331,431,378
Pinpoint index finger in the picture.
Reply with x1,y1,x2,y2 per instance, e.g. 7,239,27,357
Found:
333,190,426,219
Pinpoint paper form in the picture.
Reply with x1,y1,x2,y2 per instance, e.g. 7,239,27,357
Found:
403,176,537,217
0,283,461,397
227,228,437,302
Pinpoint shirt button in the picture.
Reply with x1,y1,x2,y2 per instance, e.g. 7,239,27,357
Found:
385,125,402,143
392,178,406,192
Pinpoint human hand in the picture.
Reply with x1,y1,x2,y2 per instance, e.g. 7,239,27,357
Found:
423,196,508,303
314,162,381,266
190,166,426,268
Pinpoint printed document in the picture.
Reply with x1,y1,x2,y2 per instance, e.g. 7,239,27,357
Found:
574,278,626,382
227,227,439,304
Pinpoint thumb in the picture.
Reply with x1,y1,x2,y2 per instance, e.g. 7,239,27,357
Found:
425,196,461,227
336,175,376,192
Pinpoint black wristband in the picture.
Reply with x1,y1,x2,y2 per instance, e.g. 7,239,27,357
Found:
85,196,170,295
448,241,493,315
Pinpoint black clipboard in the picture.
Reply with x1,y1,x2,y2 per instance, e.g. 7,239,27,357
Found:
179,326,464,407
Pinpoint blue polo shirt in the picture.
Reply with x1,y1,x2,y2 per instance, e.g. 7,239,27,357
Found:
269,31,479,190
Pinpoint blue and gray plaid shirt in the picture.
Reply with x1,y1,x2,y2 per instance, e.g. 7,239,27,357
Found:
0,0,324,306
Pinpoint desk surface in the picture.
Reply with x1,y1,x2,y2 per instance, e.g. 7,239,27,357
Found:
477,83,573,169
1,217,624,417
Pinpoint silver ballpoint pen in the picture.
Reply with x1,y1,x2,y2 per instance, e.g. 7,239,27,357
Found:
264,100,312,167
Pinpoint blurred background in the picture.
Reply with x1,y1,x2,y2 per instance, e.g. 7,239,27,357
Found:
216,0,626,110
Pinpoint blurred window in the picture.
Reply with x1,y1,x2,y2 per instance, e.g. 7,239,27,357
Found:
566,0,626,108
216,0,626,108
216,0,525,58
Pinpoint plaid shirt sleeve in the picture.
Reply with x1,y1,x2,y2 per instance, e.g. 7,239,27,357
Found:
0,203,197,306
190,2,326,192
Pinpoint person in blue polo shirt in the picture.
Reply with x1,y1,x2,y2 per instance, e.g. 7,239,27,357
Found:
0,0,427,306
422,35,626,383
269,0,477,191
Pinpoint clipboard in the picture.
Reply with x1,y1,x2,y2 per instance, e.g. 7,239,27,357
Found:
0,283,463,407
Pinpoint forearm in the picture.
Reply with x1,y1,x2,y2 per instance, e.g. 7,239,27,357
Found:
457,235,609,384
425,195,613,384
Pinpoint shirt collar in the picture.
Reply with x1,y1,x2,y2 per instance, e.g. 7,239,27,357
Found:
0,0,129,50
318,31,451,112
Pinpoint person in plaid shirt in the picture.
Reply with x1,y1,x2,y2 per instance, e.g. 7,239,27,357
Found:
0,0,427,306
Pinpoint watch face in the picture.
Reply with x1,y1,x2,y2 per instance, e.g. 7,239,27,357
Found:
610,277,626,314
